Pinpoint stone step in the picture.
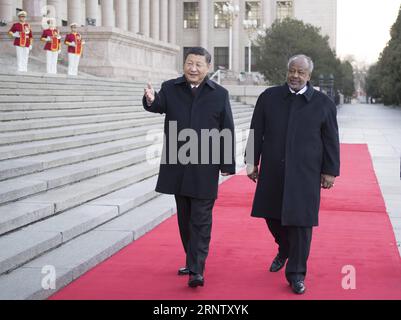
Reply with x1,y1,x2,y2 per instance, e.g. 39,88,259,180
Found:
0,124,161,161
0,100,246,113
17,160,158,213
0,107,252,131
0,145,160,205
0,100,143,111
0,112,253,146
0,104,251,120
0,73,151,88
0,174,158,238
0,82,148,92
0,177,161,275
0,135,150,180
0,94,141,103
0,116,164,145
0,88,145,97
0,106,142,121
0,111,153,131
0,119,252,180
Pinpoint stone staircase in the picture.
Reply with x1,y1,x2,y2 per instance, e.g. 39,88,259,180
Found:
0,72,254,299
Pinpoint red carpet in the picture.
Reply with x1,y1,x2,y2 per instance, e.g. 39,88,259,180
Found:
50,144,401,300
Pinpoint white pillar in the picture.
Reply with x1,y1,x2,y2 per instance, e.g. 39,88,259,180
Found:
0,0,13,23
47,0,61,25
101,0,114,27
68,0,82,25
128,0,140,33
23,0,42,21
232,0,240,73
199,0,208,49
262,0,273,27
86,0,98,26
150,0,159,40
140,0,150,37
116,0,128,30
168,0,176,44
160,0,168,42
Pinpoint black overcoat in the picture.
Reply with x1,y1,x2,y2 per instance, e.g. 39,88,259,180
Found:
143,76,236,200
245,83,340,227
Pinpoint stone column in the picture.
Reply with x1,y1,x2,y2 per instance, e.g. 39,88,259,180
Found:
232,0,240,73
150,0,159,40
262,0,273,27
86,0,98,26
160,0,168,42
116,0,128,30
47,0,61,25
128,0,140,34
101,0,114,27
23,0,42,22
168,0,176,44
199,0,208,49
140,0,150,37
68,0,82,25
0,0,13,23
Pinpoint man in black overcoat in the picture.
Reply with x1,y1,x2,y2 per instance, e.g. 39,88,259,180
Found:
143,47,236,288
245,54,340,294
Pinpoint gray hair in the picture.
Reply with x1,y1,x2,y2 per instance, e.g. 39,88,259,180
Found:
287,54,314,73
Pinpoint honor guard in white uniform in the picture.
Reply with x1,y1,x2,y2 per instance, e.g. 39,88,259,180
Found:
8,11,33,72
65,23,85,76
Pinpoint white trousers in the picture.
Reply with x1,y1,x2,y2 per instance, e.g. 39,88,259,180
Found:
46,51,58,74
68,53,80,76
16,46,30,72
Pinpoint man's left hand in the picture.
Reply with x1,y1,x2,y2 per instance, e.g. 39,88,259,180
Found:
321,174,335,189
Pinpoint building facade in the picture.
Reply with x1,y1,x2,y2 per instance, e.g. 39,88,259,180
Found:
0,0,337,79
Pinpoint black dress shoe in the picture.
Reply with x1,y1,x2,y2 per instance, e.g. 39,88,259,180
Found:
269,254,287,272
177,267,190,275
188,273,204,288
291,280,306,294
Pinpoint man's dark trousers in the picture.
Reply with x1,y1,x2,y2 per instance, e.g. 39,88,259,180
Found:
266,218,313,283
175,195,215,275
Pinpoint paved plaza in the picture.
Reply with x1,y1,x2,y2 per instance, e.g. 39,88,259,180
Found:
338,103,401,255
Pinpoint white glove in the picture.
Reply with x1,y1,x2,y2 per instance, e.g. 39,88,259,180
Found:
82,41,86,45
70,41,76,47
29,45,32,51
58,50,61,54
46,36,52,42
13,31,20,38
57,35,61,40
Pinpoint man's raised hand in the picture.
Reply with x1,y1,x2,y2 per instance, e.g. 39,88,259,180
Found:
144,82,155,105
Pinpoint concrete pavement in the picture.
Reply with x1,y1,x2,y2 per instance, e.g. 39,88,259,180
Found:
338,103,401,256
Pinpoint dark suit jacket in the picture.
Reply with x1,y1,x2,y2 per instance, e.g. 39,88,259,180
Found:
245,83,340,226
143,75,236,199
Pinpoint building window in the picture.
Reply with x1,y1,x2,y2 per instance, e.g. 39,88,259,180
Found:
183,2,199,29
276,1,294,20
214,47,229,70
245,46,259,72
214,2,230,29
245,1,261,27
